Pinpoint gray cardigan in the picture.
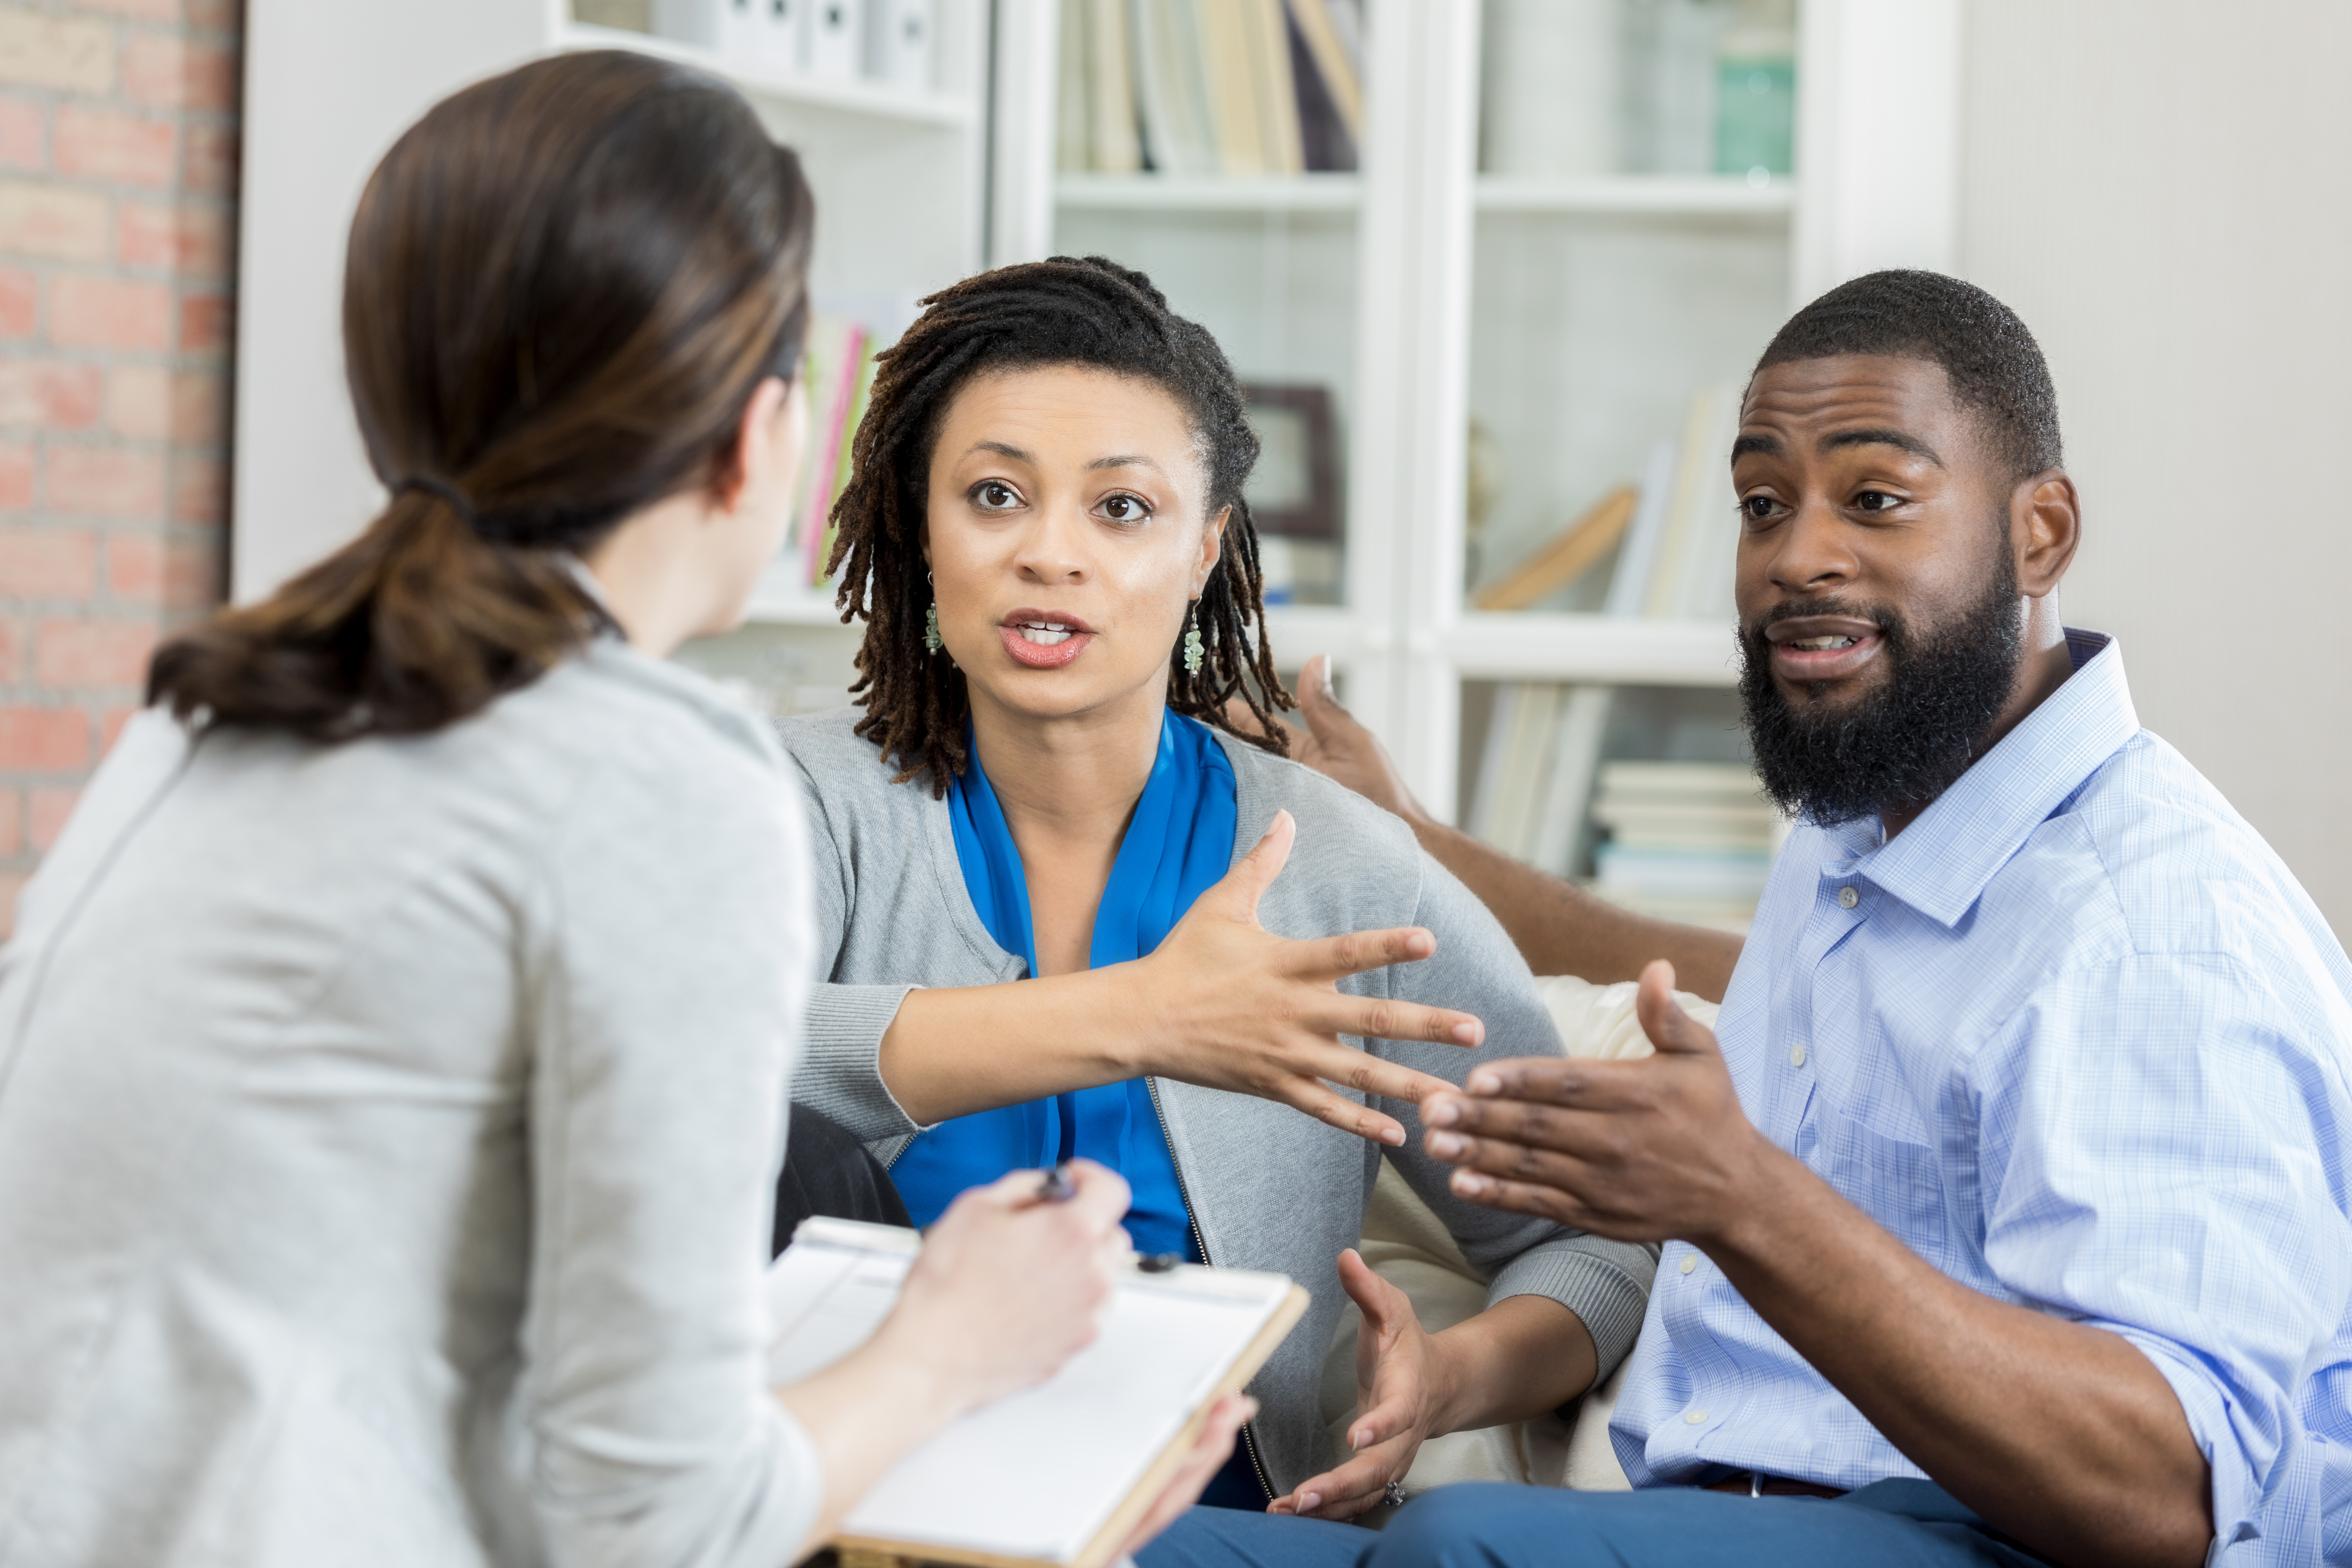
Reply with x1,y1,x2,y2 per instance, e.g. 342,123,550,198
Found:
0,645,820,1568
777,708,1657,1495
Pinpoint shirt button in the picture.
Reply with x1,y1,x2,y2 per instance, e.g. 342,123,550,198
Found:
1685,1409,1709,1425
1789,1042,1807,1067
1838,886,1859,909
1679,1254,1698,1275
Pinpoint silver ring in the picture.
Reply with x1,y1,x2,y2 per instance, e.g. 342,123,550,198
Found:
1381,1480,1406,1508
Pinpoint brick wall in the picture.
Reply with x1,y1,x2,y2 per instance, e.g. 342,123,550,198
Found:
0,0,238,934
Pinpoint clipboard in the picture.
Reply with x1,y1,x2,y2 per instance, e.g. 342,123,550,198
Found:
768,1219,1310,1568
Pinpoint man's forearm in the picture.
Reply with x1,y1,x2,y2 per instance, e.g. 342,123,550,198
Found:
1710,1144,2213,1568
1405,814,1744,1004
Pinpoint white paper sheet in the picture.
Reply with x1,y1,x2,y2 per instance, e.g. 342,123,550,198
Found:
763,1222,1291,1565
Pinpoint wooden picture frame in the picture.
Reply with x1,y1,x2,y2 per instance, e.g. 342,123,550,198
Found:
1239,383,1340,541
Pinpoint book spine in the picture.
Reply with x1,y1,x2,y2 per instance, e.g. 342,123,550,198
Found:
1606,437,1679,617
1644,384,1721,618
1195,0,1268,175
1244,0,1303,175
1090,0,1143,173
805,323,868,586
1528,685,1611,876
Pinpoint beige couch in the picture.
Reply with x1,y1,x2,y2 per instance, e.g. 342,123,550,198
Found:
1320,976,1718,1504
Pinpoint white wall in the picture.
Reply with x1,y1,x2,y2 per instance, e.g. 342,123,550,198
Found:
1958,0,2352,938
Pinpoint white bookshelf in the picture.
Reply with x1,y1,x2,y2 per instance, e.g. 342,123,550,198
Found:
1001,0,1960,832
231,0,990,604
234,0,1961,838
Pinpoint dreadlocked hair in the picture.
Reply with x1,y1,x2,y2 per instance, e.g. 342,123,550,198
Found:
825,255,1293,795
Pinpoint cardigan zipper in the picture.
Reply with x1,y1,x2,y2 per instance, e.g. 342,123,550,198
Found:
1144,1074,1278,1505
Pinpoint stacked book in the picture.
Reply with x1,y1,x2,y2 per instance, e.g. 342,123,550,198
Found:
1589,761,1786,930
1057,0,1365,176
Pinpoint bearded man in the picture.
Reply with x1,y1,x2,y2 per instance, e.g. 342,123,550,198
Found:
1161,271,2352,1567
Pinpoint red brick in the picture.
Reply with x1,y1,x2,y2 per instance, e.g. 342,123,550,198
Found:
0,360,101,429
186,0,237,26
51,273,169,351
0,788,19,856
104,364,166,438
0,704,88,768
0,96,42,170
54,106,177,188
118,198,227,277
28,784,76,850
0,525,94,596
168,450,223,524
0,268,32,338
36,616,155,686
169,367,222,446
162,532,216,609
183,122,233,195
46,446,163,520
177,289,226,351
0,872,26,940
0,441,31,509
0,14,114,94
0,180,106,261
122,33,236,113
0,619,16,680
103,530,160,599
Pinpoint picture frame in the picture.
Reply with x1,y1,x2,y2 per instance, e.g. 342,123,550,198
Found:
1239,383,1340,541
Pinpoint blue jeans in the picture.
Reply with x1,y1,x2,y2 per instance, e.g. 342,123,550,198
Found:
1139,1480,2055,1568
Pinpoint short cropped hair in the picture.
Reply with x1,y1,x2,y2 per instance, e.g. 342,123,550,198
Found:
1754,269,2063,483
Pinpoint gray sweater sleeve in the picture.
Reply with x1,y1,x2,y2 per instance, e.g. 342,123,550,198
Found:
1361,848,1660,1379
779,743,927,1143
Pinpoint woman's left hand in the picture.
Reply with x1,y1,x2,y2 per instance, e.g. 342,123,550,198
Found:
1272,1249,1441,1520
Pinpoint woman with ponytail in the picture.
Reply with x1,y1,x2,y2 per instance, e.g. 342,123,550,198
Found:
779,257,1657,1522
0,55,1239,1568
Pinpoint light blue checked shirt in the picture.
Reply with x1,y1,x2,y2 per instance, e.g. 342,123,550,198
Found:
1610,631,2352,1565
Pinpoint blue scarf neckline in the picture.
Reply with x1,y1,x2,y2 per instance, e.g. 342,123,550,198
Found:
890,709,1237,1262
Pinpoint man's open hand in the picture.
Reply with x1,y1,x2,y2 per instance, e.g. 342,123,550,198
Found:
1418,960,1770,1244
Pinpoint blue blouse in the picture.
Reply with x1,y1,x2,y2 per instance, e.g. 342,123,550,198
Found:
889,710,1236,1263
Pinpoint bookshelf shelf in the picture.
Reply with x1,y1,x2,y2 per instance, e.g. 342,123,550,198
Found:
554,22,979,130
1054,174,1363,213
1474,174,1795,218
1443,615,1738,688
744,579,853,629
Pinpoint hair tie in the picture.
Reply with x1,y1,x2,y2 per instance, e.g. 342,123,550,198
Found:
396,474,478,526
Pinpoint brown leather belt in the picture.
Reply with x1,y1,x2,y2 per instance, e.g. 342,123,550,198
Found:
1702,1470,1849,1500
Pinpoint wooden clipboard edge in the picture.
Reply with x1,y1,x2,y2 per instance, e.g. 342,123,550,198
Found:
828,1282,1312,1568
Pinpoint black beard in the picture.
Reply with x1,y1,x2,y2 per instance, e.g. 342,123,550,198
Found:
1737,551,2024,827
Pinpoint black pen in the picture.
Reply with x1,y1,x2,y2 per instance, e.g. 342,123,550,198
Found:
1036,1162,1077,1202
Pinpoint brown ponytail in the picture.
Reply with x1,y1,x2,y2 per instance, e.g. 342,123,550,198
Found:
151,51,816,738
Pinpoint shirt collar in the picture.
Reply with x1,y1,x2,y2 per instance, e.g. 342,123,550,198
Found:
1840,629,2138,929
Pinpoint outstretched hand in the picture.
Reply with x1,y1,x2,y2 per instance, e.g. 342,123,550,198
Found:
1134,808,1484,1147
1417,960,1770,1244
1274,1248,1438,1520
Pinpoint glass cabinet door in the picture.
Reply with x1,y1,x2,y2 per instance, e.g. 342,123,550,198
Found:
1455,0,1798,927
1050,0,1370,609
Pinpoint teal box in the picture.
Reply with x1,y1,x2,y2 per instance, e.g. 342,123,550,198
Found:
1715,56,1795,177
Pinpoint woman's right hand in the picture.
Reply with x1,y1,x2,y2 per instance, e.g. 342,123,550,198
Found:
1132,809,1484,1147
876,1161,1133,1418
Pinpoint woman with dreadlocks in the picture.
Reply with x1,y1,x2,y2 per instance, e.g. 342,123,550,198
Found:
778,257,1654,1523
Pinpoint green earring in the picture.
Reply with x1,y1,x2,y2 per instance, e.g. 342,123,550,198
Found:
1182,600,1204,676
924,570,943,654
